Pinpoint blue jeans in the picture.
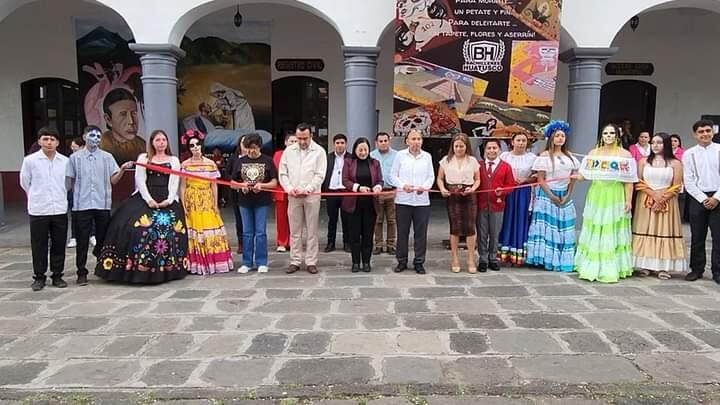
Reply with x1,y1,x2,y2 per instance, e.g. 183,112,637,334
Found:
239,205,269,267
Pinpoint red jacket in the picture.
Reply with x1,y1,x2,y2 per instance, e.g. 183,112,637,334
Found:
476,159,516,212
341,157,383,214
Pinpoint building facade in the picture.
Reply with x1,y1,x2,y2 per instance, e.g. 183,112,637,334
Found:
1,0,719,220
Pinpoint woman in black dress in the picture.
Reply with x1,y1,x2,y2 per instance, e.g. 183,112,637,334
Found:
95,129,188,284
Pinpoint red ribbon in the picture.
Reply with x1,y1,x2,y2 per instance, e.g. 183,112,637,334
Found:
135,161,571,197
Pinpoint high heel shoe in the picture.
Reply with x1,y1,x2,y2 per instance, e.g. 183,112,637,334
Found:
451,263,461,273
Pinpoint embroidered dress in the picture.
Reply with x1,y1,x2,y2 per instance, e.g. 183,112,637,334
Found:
95,162,188,284
183,160,233,275
632,165,687,272
575,154,638,283
526,154,579,272
498,151,536,265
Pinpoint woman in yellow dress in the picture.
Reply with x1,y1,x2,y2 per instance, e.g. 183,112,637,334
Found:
180,130,234,275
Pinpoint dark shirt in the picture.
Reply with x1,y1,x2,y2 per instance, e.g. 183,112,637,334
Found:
356,159,372,188
230,154,277,208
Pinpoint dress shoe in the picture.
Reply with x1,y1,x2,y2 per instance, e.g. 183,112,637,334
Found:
387,247,396,255
414,264,426,274
685,272,703,281
373,246,383,255
488,262,500,271
307,265,319,274
351,263,361,273
362,263,372,272
477,263,488,273
286,264,300,274
394,263,407,273
76,273,88,286
343,244,351,253
323,243,336,253
51,277,68,288
31,279,45,291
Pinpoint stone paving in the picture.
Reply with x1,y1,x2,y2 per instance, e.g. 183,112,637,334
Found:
0,209,719,404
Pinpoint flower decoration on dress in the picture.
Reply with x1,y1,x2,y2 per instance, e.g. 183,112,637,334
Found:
543,120,571,139
181,129,206,146
155,211,172,227
102,258,114,270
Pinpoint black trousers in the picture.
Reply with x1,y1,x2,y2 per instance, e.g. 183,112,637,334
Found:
29,214,67,281
347,200,376,264
688,193,720,277
74,209,111,276
395,204,431,265
326,195,349,245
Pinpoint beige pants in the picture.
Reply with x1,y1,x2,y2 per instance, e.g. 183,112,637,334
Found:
374,193,396,249
288,195,321,266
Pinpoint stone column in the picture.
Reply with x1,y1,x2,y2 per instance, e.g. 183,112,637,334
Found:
129,44,186,154
343,46,380,146
559,47,618,218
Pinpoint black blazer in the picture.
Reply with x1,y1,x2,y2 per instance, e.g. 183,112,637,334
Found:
322,152,347,191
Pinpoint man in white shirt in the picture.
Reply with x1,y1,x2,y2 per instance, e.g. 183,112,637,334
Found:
279,123,328,274
683,119,720,284
20,127,70,291
322,133,349,252
389,130,435,274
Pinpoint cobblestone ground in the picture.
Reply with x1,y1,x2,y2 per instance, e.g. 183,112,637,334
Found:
0,209,719,404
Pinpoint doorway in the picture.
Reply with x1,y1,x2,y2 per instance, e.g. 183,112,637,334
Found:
272,76,329,149
599,80,657,139
21,78,82,155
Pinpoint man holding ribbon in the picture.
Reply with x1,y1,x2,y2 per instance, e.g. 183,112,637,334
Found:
66,125,132,286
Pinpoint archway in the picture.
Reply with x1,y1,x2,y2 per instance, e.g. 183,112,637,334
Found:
600,80,657,141
272,76,329,149
20,78,82,155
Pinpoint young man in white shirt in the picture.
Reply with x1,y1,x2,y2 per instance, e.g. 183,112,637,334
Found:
278,123,328,274
20,127,70,291
390,130,435,274
322,133,350,252
683,119,720,284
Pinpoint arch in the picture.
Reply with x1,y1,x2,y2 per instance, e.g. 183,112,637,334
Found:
600,80,658,138
0,0,136,37
559,26,577,52
376,18,395,48
169,0,343,47
605,0,720,47
20,77,82,154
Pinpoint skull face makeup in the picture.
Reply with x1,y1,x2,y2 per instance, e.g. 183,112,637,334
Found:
85,129,102,149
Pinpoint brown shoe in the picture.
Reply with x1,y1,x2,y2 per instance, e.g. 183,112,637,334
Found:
373,246,383,255
307,265,318,274
286,264,300,274
387,246,396,255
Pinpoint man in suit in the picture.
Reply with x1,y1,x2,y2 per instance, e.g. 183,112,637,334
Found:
322,133,350,252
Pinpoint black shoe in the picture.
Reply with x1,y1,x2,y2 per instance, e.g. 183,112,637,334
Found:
31,279,45,291
685,272,703,281
324,243,336,253
77,274,88,286
362,263,372,272
477,263,488,273
351,263,361,273
713,275,720,285
394,263,408,273
489,262,500,271
51,277,68,288
343,244,351,253
414,264,426,275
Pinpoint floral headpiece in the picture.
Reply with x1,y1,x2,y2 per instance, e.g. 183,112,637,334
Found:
181,129,206,145
543,120,570,139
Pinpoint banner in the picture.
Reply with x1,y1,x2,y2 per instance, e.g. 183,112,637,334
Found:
178,21,272,154
75,20,145,165
393,0,563,140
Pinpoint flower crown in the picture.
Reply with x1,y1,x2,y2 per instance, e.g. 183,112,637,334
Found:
543,120,570,139
181,129,206,145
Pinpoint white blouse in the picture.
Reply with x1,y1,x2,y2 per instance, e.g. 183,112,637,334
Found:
500,151,537,179
642,165,674,190
531,154,580,190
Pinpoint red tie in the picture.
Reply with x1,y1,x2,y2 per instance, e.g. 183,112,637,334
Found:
487,161,494,175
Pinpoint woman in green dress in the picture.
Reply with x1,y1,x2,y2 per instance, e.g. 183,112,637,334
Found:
574,123,638,283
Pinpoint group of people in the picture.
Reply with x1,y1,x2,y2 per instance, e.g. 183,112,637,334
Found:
20,118,720,291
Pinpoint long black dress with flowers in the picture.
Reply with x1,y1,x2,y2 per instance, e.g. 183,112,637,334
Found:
95,161,188,284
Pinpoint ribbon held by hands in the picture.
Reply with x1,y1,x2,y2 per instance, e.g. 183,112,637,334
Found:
135,161,572,197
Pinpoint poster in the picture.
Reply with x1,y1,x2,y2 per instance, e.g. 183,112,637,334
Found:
75,20,146,164
178,21,272,154
393,0,563,140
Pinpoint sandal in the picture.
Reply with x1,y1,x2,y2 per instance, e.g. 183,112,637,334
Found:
657,271,671,280
451,265,461,273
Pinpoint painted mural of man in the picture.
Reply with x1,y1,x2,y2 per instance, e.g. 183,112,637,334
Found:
99,87,146,164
